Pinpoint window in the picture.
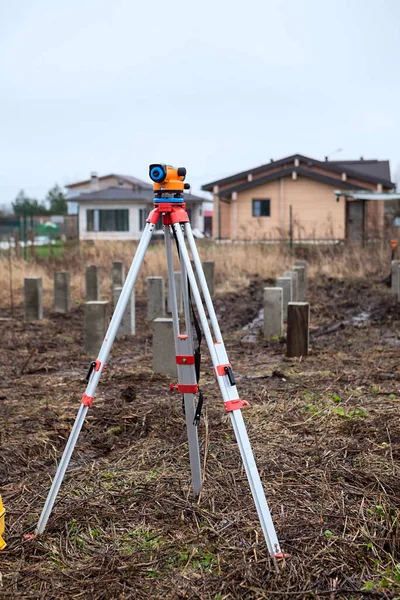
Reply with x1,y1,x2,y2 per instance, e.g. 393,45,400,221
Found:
139,207,163,231
252,199,270,217
87,209,94,231
139,208,149,231
99,209,129,231
86,209,129,232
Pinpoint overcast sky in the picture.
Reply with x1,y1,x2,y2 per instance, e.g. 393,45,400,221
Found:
0,0,399,207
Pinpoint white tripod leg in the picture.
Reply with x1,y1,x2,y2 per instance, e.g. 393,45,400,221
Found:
164,227,202,495
35,222,155,535
172,222,281,556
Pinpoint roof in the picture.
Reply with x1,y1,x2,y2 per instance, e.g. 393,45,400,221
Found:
217,167,369,199
329,160,391,182
202,153,394,192
70,187,205,203
66,173,152,189
334,190,400,201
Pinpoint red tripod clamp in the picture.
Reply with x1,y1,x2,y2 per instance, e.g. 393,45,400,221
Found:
170,383,199,394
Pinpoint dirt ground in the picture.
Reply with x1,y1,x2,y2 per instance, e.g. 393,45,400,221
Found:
1,274,400,599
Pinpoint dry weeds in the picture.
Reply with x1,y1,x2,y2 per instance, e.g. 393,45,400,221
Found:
0,240,393,310
1,268,400,598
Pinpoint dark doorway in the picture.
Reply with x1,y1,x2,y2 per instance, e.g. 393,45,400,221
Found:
346,200,365,242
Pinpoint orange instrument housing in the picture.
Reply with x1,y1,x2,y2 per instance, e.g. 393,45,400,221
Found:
152,165,186,193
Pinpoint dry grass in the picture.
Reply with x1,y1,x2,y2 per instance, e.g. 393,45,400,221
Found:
0,240,392,310
2,275,400,598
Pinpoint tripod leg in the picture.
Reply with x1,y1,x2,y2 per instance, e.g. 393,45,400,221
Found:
164,228,202,495
35,222,155,534
171,222,281,556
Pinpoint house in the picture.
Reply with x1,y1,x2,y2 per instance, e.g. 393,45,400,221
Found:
202,154,395,242
66,172,206,241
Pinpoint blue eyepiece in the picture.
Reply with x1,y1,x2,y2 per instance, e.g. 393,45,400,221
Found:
149,165,166,182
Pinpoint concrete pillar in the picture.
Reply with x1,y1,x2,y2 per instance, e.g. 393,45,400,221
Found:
276,277,292,320
113,287,135,337
112,261,125,290
54,271,70,313
167,271,183,314
264,288,283,339
283,270,299,302
24,278,43,321
287,302,310,358
295,260,308,293
202,261,215,297
391,261,400,296
85,265,100,301
84,301,108,355
147,276,165,320
293,265,306,301
152,318,177,376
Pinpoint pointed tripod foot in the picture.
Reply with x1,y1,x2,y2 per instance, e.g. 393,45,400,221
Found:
274,552,291,559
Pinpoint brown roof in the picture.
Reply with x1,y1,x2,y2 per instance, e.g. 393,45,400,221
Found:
202,154,393,192
217,167,369,199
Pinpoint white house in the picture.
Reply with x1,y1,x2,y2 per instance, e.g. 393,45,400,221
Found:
66,172,206,241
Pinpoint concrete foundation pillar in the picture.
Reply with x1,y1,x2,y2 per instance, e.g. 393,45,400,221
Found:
295,260,308,293
84,301,108,355
167,271,183,314
24,277,43,321
85,265,100,301
293,265,306,301
391,261,400,296
112,261,125,290
287,302,310,358
276,277,292,320
283,270,299,302
152,317,177,376
54,271,70,313
147,276,165,319
264,287,283,339
202,261,215,297
113,287,135,337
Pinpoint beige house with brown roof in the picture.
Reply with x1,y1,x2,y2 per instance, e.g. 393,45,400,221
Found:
202,154,395,242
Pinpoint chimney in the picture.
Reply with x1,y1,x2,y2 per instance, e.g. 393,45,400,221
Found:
270,158,274,163
90,171,100,191
360,156,364,161
325,156,328,161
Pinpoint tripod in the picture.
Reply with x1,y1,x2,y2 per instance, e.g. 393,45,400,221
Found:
35,164,282,557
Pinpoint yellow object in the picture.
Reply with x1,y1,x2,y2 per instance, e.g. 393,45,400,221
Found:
151,164,187,193
0,495,6,550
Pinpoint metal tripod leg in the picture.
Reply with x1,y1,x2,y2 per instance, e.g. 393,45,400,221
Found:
164,227,202,495
171,222,281,556
35,222,156,534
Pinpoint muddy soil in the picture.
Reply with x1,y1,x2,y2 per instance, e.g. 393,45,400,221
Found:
1,276,400,599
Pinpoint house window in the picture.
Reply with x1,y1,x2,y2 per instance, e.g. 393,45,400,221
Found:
87,209,94,231
86,209,129,232
139,208,163,231
139,208,149,231
252,199,270,217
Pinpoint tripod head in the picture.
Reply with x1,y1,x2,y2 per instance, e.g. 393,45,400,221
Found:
149,164,191,200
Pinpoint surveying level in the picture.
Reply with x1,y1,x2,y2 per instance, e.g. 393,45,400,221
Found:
149,164,191,197
35,165,284,558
